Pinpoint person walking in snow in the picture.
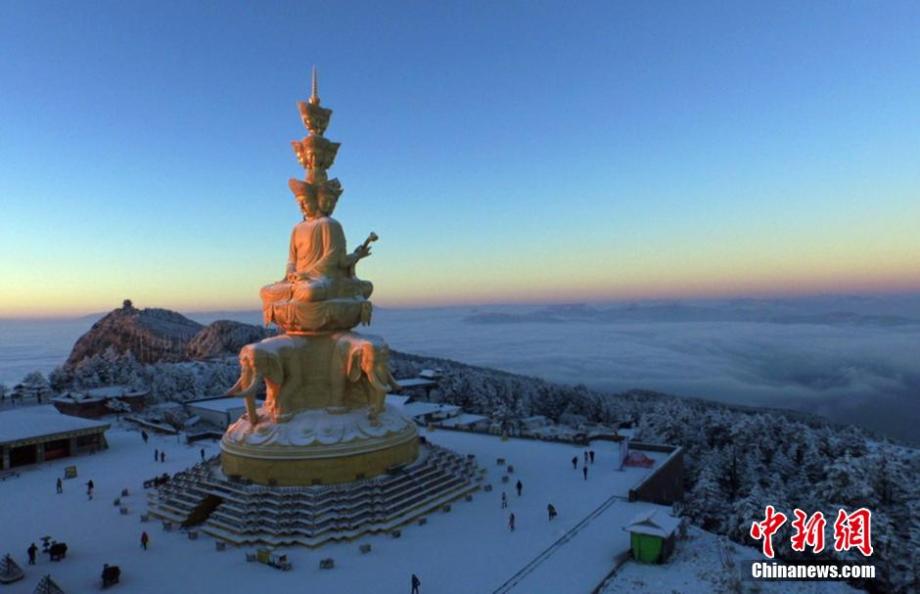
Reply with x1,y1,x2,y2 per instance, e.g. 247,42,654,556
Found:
56,477,62,494
27,543,37,565
200,448,205,462
140,531,149,550
509,513,516,532
515,480,522,497
589,450,595,464
501,491,508,509
154,448,159,462
86,479,95,499
411,573,421,594
547,503,557,521
159,451,165,463
582,466,588,481
571,456,578,469
141,430,149,444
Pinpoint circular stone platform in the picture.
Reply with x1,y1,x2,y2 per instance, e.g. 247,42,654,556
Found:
220,404,419,486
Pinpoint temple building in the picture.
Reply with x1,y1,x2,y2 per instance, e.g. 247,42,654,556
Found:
0,406,109,471
51,385,148,419
186,396,251,429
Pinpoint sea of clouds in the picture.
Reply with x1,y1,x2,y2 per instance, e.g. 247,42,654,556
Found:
2,294,918,443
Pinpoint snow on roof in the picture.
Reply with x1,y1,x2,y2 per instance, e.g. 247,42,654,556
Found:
436,413,490,427
624,510,681,538
0,406,110,445
385,394,411,408
394,378,438,388
401,401,461,418
52,392,104,404
85,385,147,398
186,397,248,413
147,402,183,412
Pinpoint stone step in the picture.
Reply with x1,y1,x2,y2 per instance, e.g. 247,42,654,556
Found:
203,481,479,547
149,445,481,547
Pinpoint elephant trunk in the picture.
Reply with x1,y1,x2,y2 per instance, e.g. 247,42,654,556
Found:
224,376,245,397
368,372,390,394
227,370,263,424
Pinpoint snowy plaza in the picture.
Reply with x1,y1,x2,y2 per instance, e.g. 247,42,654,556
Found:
2,423,670,593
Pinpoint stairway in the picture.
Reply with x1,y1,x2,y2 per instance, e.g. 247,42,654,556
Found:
182,494,224,528
147,445,482,547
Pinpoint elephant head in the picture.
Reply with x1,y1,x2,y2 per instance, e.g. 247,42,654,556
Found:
343,340,399,424
345,343,396,391
225,342,286,424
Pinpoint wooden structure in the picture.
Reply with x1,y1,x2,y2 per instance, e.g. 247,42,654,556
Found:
32,574,65,594
0,554,24,584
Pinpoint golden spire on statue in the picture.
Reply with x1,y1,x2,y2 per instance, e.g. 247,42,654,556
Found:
291,67,341,188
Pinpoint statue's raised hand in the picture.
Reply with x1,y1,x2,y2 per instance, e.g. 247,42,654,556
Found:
354,244,372,260
354,232,378,261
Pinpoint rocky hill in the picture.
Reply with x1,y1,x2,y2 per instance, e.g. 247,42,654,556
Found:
66,301,271,366
67,300,203,365
186,319,274,359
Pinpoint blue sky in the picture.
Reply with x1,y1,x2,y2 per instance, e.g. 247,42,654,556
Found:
1,1,919,315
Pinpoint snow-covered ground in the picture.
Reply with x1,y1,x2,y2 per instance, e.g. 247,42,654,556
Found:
602,526,859,594
3,422,673,593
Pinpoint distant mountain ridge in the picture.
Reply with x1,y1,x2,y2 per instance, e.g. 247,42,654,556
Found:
65,300,271,366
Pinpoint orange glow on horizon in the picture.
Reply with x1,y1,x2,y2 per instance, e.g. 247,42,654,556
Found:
3,273,919,319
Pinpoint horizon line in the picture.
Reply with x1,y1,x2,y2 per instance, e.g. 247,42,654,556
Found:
3,287,920,321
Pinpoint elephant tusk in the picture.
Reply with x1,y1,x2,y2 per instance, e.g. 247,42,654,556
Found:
369,374,390,393
236,371,263,399
224,377,245,396
232,371,263,424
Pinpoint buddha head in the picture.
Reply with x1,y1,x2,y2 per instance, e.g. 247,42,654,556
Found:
318,179,343,217
288,178,319,220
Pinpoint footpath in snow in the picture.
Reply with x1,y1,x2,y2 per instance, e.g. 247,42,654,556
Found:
499,493,660,593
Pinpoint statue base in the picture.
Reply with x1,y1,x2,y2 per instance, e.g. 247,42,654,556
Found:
149,443,483,547
220,404,419,486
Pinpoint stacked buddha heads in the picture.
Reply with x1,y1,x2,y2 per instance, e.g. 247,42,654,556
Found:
260,68,376,333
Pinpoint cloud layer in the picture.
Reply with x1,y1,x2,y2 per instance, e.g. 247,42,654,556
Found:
368,297,920,443
3,295,918,443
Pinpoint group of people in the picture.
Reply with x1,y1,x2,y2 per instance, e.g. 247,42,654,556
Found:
505,503,558,531
52,475,93,498
504,449,601,532
571,449,597,480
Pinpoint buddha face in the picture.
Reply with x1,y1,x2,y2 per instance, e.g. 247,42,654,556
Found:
318,190,338,217
297,193,319,219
